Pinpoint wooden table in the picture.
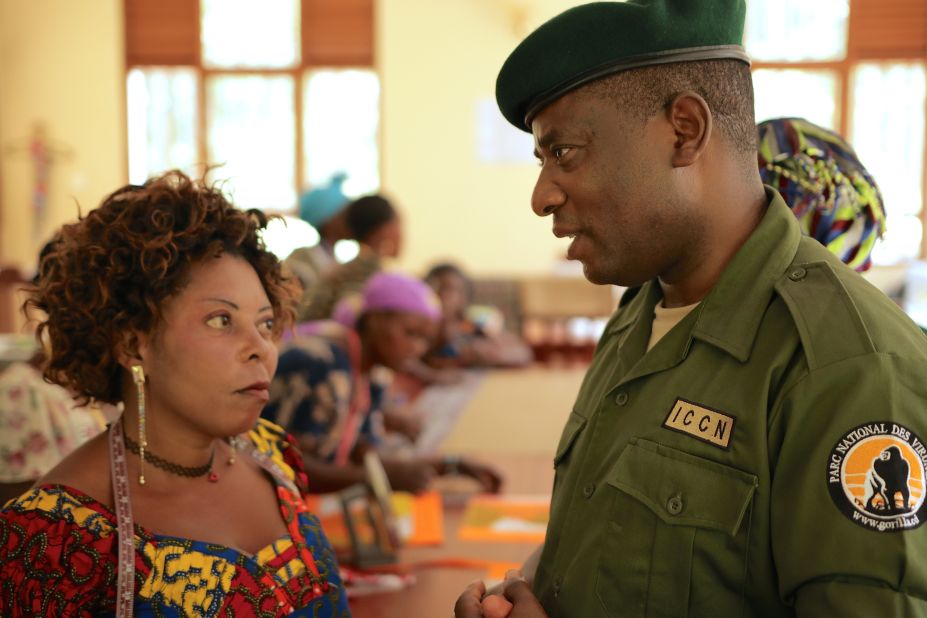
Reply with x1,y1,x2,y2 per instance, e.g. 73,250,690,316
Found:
350,367,586,617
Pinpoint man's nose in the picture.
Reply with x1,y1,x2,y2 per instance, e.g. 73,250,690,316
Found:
531,169,566,217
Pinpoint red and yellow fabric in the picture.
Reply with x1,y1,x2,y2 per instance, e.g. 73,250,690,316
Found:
0,419,350,617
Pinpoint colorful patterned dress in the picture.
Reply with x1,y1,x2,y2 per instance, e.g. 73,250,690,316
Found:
0,419,351,616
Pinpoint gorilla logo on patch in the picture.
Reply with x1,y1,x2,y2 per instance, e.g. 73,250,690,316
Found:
865,446,910,515
828,422,927,532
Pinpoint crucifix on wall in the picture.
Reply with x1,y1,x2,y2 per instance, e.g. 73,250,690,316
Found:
4,122,74,241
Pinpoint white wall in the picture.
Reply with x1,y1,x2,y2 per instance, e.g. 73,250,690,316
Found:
0,0,125,273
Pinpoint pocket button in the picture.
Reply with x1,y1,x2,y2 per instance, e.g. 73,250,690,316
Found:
583,483,596,499
666,494,684,515
615,391,629,406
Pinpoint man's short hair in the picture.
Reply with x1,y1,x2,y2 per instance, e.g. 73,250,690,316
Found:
585,59,756,156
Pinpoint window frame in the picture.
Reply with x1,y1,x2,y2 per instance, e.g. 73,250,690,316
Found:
123,0,376,213
750,0,927,260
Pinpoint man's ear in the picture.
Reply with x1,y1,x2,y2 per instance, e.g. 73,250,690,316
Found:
114,329,148,370
666,91,712,168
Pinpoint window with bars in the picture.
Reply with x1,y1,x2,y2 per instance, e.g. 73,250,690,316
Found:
124,0,377,216
746,0,927,265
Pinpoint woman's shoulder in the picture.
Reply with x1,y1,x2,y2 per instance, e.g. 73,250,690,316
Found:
3,483,115,528
1,483,118,613
38,430,114,506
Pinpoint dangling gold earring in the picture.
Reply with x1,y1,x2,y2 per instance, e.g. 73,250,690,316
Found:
131,365,147,485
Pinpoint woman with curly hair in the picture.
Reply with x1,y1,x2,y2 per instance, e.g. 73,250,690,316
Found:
0,171,351,616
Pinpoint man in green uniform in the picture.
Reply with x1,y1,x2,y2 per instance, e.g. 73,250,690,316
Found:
455,1,927,616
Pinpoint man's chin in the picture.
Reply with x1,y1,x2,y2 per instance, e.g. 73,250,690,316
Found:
581,262,645,287
580,263,613,286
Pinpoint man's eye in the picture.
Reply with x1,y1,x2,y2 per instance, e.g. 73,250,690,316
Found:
206,315,230,329
553,146,572,161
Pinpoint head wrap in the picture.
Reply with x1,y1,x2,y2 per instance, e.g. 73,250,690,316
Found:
333,272,442,328
298,172,349,228
758,117,886,272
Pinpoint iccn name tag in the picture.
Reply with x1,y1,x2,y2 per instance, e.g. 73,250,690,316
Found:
663,398,735,449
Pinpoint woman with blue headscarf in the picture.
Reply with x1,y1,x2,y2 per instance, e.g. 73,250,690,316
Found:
283,173,351,290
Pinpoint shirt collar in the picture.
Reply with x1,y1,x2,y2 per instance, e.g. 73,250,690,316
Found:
691,188,800,361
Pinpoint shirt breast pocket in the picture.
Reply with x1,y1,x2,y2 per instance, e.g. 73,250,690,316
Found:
553,412,587,488
595,439,758,617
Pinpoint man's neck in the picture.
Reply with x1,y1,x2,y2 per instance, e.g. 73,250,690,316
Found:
659,181,767,308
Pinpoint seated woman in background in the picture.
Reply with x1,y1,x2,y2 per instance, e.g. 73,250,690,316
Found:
0,171,350,616
424,262,533,369
0,351,108,505
297,194,402,322
264,271,502,495
283,172,352,290
0,241,113,506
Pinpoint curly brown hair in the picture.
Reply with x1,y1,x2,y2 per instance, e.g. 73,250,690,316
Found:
27,170,299,404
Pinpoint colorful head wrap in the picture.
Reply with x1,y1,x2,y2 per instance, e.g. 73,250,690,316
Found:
298,172,349,229
758,117,886,272
333,272,442,328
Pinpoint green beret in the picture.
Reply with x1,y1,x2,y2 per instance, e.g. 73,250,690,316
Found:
496,0,750,131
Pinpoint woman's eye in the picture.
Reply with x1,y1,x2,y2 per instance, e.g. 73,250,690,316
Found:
259,318,275,333
206,315,230,329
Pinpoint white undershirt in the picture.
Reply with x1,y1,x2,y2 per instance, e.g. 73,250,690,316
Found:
646,301,700,352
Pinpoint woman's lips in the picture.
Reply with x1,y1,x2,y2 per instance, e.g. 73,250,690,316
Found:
238,382,270,402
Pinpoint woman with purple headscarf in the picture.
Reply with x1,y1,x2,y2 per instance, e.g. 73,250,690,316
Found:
263,271,502,494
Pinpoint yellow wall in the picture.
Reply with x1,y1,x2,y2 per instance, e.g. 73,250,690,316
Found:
0,0,125,274
380,0,580,276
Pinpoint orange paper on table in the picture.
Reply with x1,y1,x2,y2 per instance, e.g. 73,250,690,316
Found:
458,495,550,543
390,491,444,545
306,490,444,549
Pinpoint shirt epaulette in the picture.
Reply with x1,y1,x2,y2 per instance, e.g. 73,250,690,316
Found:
775,256,876,371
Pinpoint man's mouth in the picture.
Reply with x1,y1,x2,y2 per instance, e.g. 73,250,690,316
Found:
553,225,580,239
566,233,584,260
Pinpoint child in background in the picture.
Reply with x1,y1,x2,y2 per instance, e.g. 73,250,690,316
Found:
424,263,533,369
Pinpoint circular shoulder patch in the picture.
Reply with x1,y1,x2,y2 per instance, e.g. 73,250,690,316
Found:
828,422,927,532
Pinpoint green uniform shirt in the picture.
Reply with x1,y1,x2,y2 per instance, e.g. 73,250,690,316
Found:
536,189,927,617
